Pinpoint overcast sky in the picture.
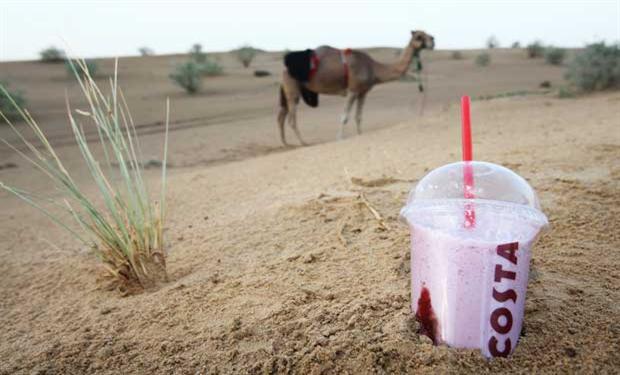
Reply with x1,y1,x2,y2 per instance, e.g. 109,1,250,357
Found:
1,0,618,61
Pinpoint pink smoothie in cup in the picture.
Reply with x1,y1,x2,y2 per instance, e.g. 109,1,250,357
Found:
401,161,548,358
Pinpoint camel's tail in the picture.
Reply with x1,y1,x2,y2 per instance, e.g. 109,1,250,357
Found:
300,85,319,108
279,84,319,109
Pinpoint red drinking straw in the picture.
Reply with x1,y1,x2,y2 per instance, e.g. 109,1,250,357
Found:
461,96,476,228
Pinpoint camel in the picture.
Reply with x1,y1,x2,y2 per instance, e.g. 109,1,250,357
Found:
277,30,435,146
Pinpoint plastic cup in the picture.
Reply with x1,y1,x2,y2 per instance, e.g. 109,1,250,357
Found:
400,161,548,358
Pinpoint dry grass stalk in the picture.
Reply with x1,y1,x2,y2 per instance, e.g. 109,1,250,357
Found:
358,192,390,231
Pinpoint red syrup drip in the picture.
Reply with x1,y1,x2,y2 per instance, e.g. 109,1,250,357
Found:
416,286,439,344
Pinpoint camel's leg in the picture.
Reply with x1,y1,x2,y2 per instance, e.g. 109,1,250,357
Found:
277,84,290,145
354,92,367,135
277,104,288,146
287,101,308,146
338,92,358,141
281,71,307,146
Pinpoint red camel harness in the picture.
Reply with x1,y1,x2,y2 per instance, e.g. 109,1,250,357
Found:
308,48,353,87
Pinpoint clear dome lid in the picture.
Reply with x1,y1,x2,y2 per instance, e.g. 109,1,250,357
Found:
409,161,541,208
400,161,549,235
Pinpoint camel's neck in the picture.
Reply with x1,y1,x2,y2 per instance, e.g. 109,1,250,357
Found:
374,43,419,83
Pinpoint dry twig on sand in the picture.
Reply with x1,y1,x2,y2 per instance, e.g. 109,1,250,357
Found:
358,192,390,231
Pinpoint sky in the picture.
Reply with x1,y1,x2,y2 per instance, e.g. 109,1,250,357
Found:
1,0,618,61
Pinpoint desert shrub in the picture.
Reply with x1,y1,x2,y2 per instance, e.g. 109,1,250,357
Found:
200,60,224,76
475,52,491,67
236,45,257,68
189,43,207,64
39,46,65,63
170,61,203,93
139,47,154,56
527,41,545,58
66,59,98,78
512,41,521,48
0,81,26,122
486,36,499,49
558,86,577,98
0,59,170,293
544,47,566,65
451,51,463,60
565,42,620,92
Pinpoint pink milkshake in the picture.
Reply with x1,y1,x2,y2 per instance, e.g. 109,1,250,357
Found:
401,161,548,358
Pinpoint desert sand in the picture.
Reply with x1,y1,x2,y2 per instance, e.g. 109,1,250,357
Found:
1,48,619,374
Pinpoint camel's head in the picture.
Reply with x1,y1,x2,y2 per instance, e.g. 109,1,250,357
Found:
410,30,435,50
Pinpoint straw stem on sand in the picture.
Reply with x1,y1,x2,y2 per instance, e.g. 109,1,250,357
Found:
358,192,390,231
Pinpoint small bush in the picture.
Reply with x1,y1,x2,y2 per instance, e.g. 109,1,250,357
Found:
512,41,521,48
558,86,577,98
66,59,98,78
200,60,224,76
565,42,620,92
544,47,566,65
39,46,65,63
0,81,26,122
451,51,463,60
190,43,207,64
487,36,499,49
236,45,257,68
170,61,203,93
139,47,154,56
527,41,545,58
475,52,491,67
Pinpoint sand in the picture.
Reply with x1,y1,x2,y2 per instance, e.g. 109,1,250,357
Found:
1,49,619,373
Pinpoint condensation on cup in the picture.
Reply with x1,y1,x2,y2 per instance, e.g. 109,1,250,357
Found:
400,161,549,358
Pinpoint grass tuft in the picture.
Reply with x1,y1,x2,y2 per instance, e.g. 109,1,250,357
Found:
558,86,577,98
0,81,26,122
527,41,545,58
235,45,257,68
475,52,491,67
40,46,66,63
170,61,203,93
189,43,207,64
0,58,170,294
138,47,155,57
544,47,566,65
486,36,499,49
